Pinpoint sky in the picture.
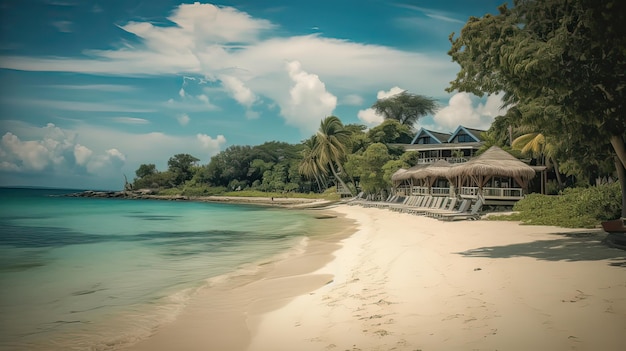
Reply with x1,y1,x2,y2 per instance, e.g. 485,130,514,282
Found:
0,0,510,190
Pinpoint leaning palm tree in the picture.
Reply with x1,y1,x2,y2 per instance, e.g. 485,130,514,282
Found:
298,136,328,192
312,116,355,196
512,132,563,189
371,91,437,128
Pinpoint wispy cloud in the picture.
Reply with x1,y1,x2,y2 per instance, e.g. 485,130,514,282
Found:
111,117,150,124
2,98,156,113
393,4,465,24
45,84,138,92
51,20,73,33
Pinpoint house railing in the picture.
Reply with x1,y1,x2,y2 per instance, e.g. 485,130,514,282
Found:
460,187,524,199
411,186,430,195
417,157,468,165
431,187,452,196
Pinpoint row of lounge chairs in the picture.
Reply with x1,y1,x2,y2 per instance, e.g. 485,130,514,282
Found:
347,194,483,221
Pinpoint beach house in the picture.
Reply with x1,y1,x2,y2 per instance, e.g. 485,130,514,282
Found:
391,126,541,205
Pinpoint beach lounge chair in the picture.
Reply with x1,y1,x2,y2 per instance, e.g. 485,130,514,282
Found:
362,194,392,208
426,199,469,219
376,195,406,209
345,191,365,205
402,196,438,215
400,196,430,214
438,198,483,221
410,196,448,215
424,197,458,217
388,195,420,212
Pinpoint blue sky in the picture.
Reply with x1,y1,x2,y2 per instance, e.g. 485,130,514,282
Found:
0,0,509,190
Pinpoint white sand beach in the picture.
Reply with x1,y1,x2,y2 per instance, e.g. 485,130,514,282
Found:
127,204,626,351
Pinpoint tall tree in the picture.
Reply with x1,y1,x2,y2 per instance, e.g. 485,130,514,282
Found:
512,132,563,189
312,116,354,195
168,153,200,186
448,0,626,216
371,91,438,128
298,136,328,192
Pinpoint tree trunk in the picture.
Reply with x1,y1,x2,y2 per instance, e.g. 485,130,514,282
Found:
610,135,626,170
329,163,355,196
550,157,564,189
615,156,626,218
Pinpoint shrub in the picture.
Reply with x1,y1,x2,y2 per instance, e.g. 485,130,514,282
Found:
490,182,621,228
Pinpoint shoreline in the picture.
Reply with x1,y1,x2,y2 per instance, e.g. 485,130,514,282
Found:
125,208,356,351
63,190,338,209
123,204,626,351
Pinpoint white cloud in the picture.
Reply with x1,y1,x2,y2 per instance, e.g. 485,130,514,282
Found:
196,134,227,155
0,120,229,189
377,86,405,99
433,92,508,130
0,123,127,176
357,109,384,127
197,94,210,104
356,86,405,127
179,87,186,98
86,148,126,174
74,144,93,165
0,3,457,128
341,94,364,106
219,75,257,107
280,61,337,134
177,113,190,126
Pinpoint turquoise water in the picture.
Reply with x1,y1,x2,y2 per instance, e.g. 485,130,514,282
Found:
0,188,326,350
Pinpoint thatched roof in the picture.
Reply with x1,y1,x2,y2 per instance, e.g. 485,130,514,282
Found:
448,146,535,179
403,164,429,180
423,159,453,179
391,168,408,182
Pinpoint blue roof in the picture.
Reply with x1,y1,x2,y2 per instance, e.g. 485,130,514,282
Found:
447,126,484,143
410,128,452,144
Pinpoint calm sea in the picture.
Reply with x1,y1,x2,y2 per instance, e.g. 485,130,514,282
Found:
0,188,333,350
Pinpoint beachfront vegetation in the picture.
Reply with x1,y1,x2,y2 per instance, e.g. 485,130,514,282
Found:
448,0,626,217
488,182,621,228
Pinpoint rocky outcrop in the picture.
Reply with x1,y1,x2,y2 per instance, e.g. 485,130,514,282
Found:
64,189,188,201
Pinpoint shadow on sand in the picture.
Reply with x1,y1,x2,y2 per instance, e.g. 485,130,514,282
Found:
457,230,626,268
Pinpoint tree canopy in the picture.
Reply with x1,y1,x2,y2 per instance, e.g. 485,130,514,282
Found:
371,91,438,129
448,0,626,216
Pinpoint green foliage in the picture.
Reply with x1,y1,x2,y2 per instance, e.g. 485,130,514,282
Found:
167,153,200,186
346,143,392,195
367,119,413,144
448,0,626,214
371,91,438,128
135,163,157,179
490,182,621,228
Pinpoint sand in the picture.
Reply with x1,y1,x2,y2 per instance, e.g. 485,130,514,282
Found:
126,205,626,351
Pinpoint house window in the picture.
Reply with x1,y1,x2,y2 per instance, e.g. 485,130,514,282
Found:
456,133,474,143
418,136,432,144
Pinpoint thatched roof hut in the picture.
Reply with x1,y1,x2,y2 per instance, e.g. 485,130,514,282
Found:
423,159,454,179
448,146,535,188
401,164,428,181
391,168,408,182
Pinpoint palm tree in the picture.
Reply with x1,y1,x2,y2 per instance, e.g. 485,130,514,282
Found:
512,132,564,189
312,116,355,196
298,136,327,192
371,91,437,128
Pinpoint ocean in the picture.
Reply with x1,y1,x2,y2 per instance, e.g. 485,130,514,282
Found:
0,188,338,350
